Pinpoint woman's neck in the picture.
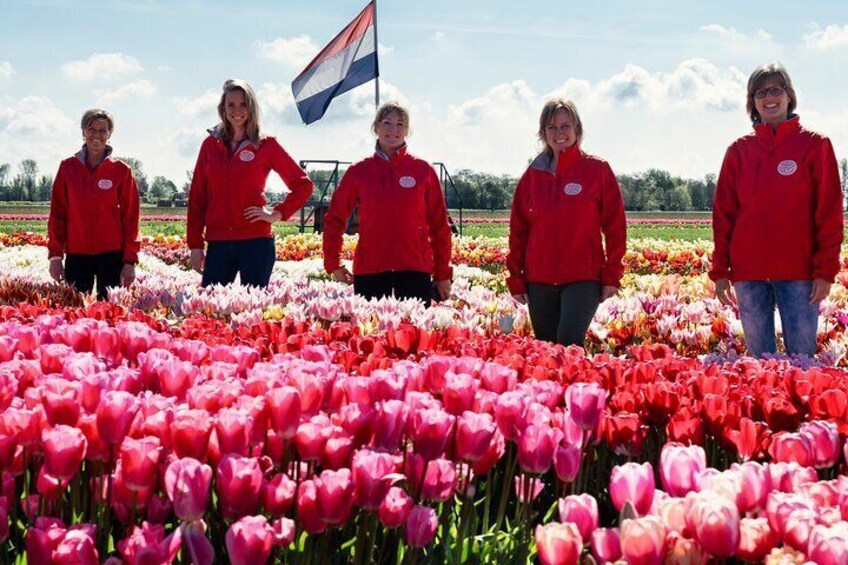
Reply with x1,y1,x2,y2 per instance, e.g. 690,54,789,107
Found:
86,148,105,167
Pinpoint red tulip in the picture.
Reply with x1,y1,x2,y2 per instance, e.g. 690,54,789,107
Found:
517,424,557,474
315,468,355,526
737,517,778,562
411,408,454,460
558,494,598,543
534,522,582,565
603,411,645,455
96,391,140,446
164,457,212,522
610,462,655,516
455,411,496,463
216,456,262,521
379,486,413,528
620,516,666,565
225,515,275,565
117,521,182,565
590,527,622,564
660,443,705,497
42,425,87,481
405,505,438,548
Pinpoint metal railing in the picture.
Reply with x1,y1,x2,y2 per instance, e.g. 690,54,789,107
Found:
433,162,464,237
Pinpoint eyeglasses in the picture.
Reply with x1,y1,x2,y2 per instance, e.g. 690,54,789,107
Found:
753,86,786,99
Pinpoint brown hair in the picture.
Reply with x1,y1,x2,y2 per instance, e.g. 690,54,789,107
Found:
371,101,410,134
217,79,263,144
537,99,583,155
746,62,797,124
80,109,114,132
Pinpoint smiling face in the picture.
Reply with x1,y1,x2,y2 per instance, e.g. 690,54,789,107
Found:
82,118,111,155
375,111,408,154
753,78,790,126
224,89,250,132
544,109,578,154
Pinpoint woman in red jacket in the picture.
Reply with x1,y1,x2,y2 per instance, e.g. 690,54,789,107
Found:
48,109,140,300
322,101,452,303
711,63,843,357
507,99,626,347
187,79,313,288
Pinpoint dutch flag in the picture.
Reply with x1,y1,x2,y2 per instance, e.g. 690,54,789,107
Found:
292,1,379,125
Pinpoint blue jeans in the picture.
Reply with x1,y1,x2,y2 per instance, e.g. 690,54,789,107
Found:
734,280,819,357
202,237,276,288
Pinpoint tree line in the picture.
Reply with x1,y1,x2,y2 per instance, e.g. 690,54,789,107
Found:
2,157,847,212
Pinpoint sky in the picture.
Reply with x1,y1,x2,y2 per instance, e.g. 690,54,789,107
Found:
1,0,847,192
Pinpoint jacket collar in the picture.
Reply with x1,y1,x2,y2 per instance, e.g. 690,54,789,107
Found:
375,142,408,162
75,144,113,166
754,114,801,145
529,144,581,175
208,125,253,153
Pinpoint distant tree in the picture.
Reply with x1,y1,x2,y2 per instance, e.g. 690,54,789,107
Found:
118,157,149,200
179,170,192,200
35,175,53,201
148,176,177,202
18,159,38,201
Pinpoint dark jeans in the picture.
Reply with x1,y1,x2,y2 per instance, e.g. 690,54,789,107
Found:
353,271,432,303
734,280,819,357
202,237,276,288
526,280,601,347
65,251,123,300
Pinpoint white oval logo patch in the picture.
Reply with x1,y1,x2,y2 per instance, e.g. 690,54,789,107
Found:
239,150,255,162
777,160,797,176
563,182,582,196
399,176,416,188
97,179,113,190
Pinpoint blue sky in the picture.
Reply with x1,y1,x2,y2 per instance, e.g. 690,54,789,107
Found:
1,0,847,190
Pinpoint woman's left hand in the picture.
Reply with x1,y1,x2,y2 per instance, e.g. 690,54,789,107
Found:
244,206,282,223
433,279,451,301
600,285,618,302
121,264,136,287
810,278,832,304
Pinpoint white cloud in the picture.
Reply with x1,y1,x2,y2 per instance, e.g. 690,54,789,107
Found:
804,24,848,49
700,24,775,52
61,53,144,81
447,80,536,126
254,35,319,67
0,96,74,138
95,79,157,104
378,43,394,56
0,62,12,81
175,89,220,118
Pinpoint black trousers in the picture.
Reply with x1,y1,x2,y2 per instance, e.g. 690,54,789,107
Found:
526,280,601,347
353,271,432,304
64,251,123,300
202,237,276,288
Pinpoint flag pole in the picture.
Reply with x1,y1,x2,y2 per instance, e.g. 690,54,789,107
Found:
373,0,380,110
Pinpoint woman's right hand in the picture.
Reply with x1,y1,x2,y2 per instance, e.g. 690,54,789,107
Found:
512,293,528,305
190,249,205,275
49,258,64,282
714,278,736,307
332,267,353,284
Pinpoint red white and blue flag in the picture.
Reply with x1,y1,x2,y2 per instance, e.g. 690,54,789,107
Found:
292,1,378,124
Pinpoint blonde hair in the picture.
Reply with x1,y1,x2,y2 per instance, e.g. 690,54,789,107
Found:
746,62,797,124
372,101,410,134
217,79,263,144
538,99,583,155
81,109,114,132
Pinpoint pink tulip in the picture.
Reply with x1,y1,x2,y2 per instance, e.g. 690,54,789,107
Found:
181,520,215,565
411,408,454,460
225,515,275,565
734,461,771,513
295,480,326,535
737,517,778,563
119,436,162,493
534,522,582,565
686,494,739,558
157,359,197,399
164,458,212,522
455,411,496,463
405,505,438,548
53,529,100,564
514,475,545,503
517,424,557,474
768,431,814,467
272,517,295,547
261,473,296,516
315,468,355,526
656,496,688,536
660,443,706,497
266,386,301,439
36,466,67,500
799,420,840,468
406,455,457,502
147,494,171,524
765,492,814,538
590,527,622,563
0,497,7,543
40,379,81,426
171,409,212,461
372,400,409,451
664,534,706,565
494,391,529,441
216,456,262,521
96,391,140,446
558,494,598,543
215,407,254,457
117,521,182,565
553,443,582,483
807,523,848,564
442,371,477,416
41,425,87,481
295,416,332,461
565,382,606,431
620,516,666,565
352,449,401,510
379,486,414,528
610,462,655,516
480,362,517,394
470,430,505,476
767,461,817,493
782,508,817,551
77,414,109,462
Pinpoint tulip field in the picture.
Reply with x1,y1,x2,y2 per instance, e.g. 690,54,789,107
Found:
3,227,848,564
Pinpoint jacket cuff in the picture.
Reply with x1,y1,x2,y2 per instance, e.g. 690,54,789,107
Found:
324,258,341,274
433,265,453,282
506,276,526,296
707,268,730,282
